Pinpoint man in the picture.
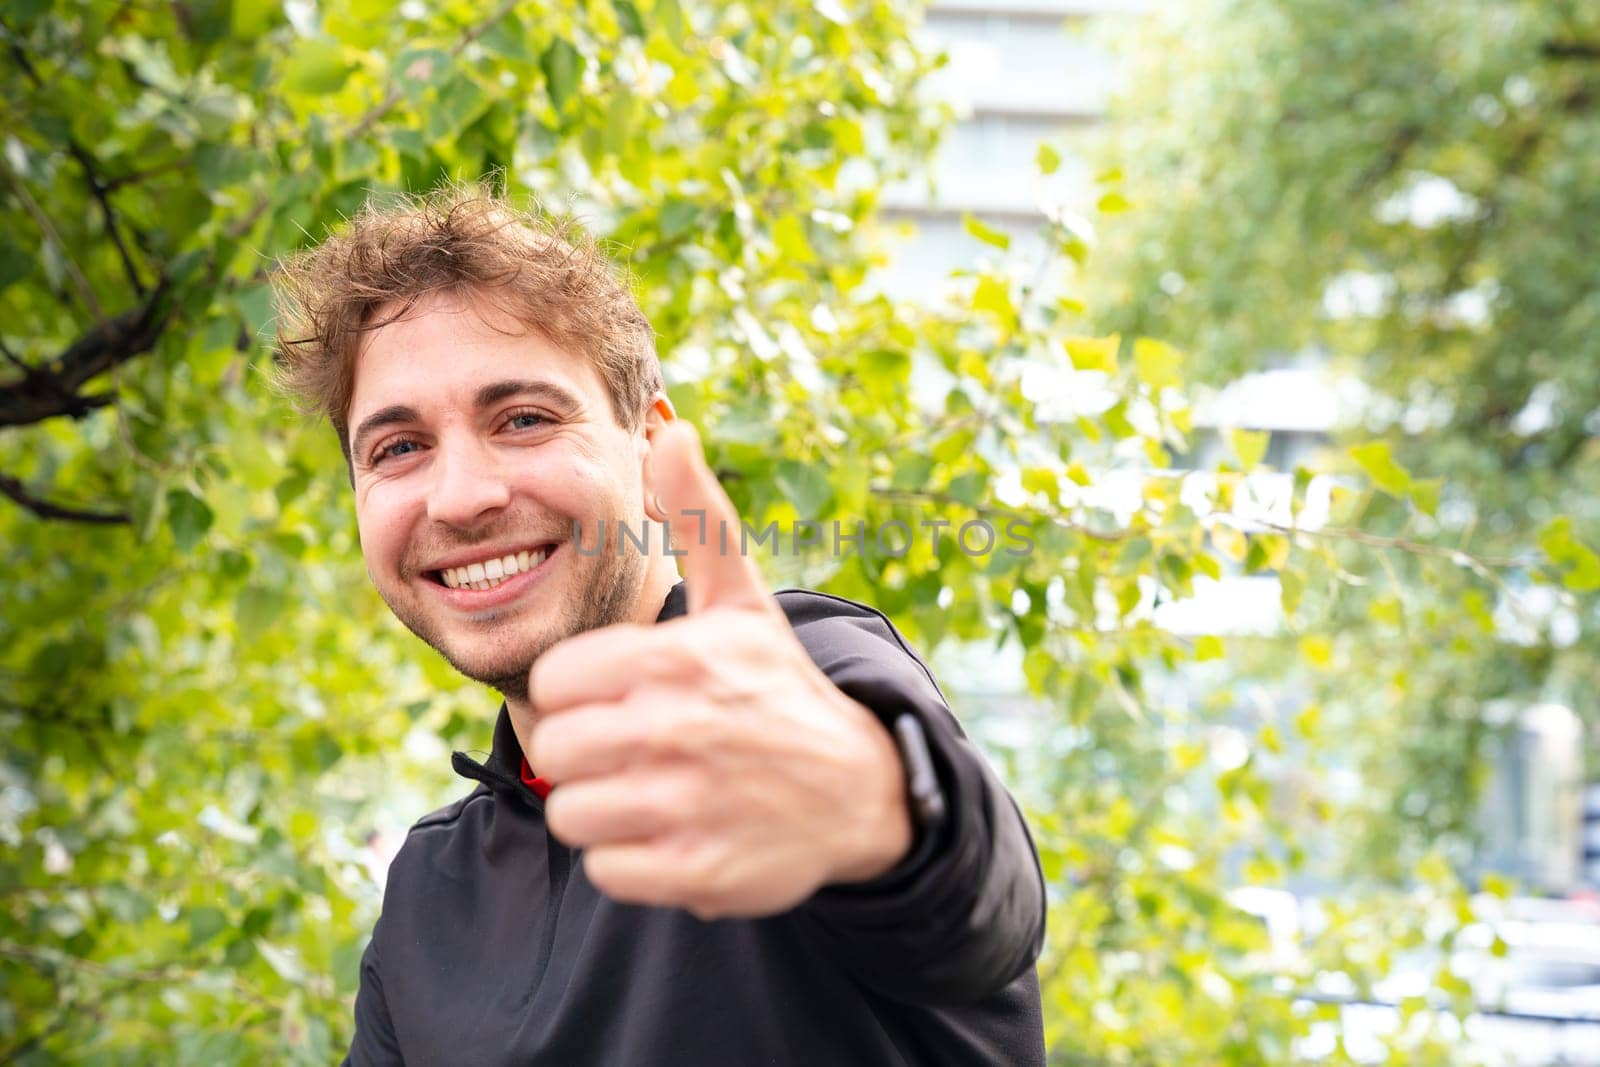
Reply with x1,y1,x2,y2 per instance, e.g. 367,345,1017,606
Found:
273,189,1046,1066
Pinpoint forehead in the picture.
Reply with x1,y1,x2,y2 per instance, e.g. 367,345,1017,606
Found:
348,291,605,421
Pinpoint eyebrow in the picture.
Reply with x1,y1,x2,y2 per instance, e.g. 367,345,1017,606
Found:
349,380,584,462
350,404,418,463
474,379,583,414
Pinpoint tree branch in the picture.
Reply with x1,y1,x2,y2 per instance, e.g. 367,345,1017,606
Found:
4,34,147,294
101,155,190,192
1543,39,1600,61
0,278,170,428
0,0,511,443
0,473,130,525
67,140,148,296
0,336,32,375
1246,516,1533,571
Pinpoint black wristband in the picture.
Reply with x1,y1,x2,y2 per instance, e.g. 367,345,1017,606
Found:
892,713,947,832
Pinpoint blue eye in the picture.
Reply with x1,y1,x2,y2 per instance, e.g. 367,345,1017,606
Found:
507,412,546,430
375,439,421,463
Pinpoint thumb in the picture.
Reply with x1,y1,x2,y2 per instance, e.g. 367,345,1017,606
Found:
649,421,770,614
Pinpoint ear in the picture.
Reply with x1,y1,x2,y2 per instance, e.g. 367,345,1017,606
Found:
638,392,676,521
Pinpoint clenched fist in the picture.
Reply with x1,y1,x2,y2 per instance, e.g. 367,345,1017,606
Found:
525,422,913,920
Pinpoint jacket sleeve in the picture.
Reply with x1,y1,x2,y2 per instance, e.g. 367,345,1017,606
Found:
782,592,1047,1006
342,922,404,1066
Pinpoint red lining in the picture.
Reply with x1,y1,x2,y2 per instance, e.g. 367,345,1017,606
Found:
518,757,553,800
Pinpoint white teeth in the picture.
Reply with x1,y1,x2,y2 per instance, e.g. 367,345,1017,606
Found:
440,548,550,591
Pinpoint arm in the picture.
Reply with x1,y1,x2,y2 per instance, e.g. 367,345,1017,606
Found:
342,925,405,1066
786,597,1047,1006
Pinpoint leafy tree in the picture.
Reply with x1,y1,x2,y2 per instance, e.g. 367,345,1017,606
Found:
0,0,1563,1062
1086,0,1600,881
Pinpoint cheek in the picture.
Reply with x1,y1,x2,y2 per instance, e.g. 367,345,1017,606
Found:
531,452,640,516
354,485,414,572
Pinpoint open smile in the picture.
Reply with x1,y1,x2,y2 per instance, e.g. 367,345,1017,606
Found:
423,542,562,607
428,544,556,590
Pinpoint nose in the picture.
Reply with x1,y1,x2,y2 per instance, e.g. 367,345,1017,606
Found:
426,433,512,528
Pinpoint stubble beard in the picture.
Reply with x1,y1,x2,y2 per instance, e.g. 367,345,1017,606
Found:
382,518,648,702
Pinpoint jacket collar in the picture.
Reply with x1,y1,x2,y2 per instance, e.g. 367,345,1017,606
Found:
450,581,690,801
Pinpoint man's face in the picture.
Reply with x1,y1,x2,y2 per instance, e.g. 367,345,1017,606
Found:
346,291,650,698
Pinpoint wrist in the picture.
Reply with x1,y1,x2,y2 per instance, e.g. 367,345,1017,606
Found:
827,709,915,885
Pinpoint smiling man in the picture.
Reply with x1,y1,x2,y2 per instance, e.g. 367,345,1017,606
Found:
273,190,1046,1066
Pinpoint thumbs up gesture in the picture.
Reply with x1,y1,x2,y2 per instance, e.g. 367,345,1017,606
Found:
527,422,914,919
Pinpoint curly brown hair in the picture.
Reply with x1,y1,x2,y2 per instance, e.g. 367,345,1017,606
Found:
271,186,661,458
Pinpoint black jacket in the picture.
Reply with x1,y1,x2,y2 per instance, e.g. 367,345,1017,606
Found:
344,584,1046,1066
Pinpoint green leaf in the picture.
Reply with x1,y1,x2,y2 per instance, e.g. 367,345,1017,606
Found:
187,906,227,947
1023,646,1056,693
396,47,450,100
658,197,699,240
282,39,352,95
771,214,813,263
1036,142,1061,176
195,143,254,191
1274,569,1303,618
1132,338,1183,391
1409,478,1442,517
614,0,646,37
166,489,214,552
1066,335,1119,374
1539,517,1600,591
971,274,1013,322
774,460,833,517
1226,428,1270,469
1020,466,1059,497
946,471,987,508
482,17,537,62
858,348,909,392
1097,190,1132,214
963,213,1011,251
541,38,582,112
426,75,489,141
1349,440,1411,497
232,0,279,36
891,454,935,491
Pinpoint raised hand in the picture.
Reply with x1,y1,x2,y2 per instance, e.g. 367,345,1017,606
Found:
526,421,912,919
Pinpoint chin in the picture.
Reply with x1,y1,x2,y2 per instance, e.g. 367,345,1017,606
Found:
438,624,568,690
379,545,646,693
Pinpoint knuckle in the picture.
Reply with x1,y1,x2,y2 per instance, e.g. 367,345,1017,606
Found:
684,837,728,893
684,705,740,762
653,633,716,685
638,637,688,683
661,772,711,819
530,721,570,778
630,706,679,762
582,849,619,895
543,790,573,838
